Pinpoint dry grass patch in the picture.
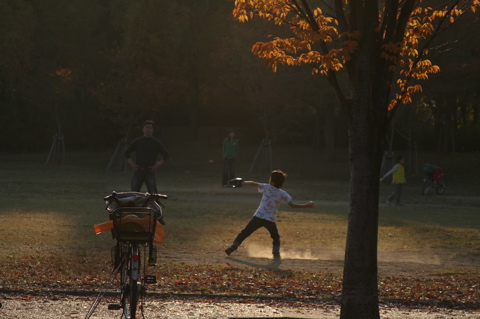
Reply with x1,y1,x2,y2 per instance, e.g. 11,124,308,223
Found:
0,147,479,290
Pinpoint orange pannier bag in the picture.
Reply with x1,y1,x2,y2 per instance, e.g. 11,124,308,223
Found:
93,218,165,244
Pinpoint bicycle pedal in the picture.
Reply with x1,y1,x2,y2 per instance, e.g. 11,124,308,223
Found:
145,275,157,284
107,304,121,310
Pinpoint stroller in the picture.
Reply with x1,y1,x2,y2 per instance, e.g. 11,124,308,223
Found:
422,164,445,195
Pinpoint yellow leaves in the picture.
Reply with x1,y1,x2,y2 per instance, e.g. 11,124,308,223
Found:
313,8,323,16
403,59,440,80
251,33,349,74
389,54,440,111
427,9,447,20
388,99,398,111
234,0,480,115
235,1,352,74
232,7,251,23
236,14,249,23
472,0,480,13
252,37,312,71
233,0,290,23
404,47,419,56
412,7,425,15
407,84,423,94
393,81,422,105
298,19,311,30
299,50,321,64
407,19,434,39
417,3,478,23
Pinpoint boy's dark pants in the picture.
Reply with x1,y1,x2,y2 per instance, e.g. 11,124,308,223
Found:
233,216,280,254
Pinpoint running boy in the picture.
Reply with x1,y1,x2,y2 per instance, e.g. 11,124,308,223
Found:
225,170,315,258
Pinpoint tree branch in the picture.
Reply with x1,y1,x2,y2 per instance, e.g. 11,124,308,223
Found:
381,0,400,41
389,0,466,120
334,0,348,33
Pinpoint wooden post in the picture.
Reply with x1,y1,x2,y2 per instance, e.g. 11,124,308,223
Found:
46,133,65,166
106,137,128,171
248,138,272,173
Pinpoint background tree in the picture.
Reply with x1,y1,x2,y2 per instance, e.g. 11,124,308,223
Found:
419,13,480,152
1,0,479,157
232,0,480,318
95,0,186,138
0,0,35,151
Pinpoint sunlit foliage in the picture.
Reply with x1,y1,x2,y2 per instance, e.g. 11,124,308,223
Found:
233,0,480,112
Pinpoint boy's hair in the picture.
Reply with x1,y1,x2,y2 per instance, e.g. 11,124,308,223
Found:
143,120,155,128
397,155,404,162
270,170,287,188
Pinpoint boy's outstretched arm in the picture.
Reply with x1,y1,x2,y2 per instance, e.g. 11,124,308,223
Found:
241,181,259,187
288,201,315,208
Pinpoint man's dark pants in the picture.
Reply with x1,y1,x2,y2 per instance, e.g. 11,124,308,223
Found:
131,170,157,194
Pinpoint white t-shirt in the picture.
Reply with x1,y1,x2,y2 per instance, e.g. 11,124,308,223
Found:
253,183,292,222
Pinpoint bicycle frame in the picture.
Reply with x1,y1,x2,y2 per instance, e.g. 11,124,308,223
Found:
422,176,445,195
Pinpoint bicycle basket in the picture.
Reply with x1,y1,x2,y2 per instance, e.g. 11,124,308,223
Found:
112,207,157,243
104,191,164,220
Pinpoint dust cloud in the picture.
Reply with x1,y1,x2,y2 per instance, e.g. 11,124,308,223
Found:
246,244,442,265
246,244,344,261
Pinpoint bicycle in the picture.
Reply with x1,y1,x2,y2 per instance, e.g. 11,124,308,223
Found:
422,165,445,195
86,191,167,319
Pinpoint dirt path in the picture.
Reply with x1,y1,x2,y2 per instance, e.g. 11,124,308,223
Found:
2,294,480,319
160,186,480,278
158,244,479,278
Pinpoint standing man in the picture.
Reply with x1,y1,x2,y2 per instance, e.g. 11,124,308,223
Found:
125,120,170,194
222,130,239,187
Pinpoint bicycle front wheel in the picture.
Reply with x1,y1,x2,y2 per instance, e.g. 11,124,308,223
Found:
121,245,141,319
435,182,445,195
422,178,433,195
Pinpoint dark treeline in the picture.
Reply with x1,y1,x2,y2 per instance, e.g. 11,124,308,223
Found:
0,0,479,153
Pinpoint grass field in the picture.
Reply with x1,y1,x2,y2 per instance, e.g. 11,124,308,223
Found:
0,142,479,299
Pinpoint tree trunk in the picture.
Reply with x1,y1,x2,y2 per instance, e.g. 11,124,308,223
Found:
340,11,384,314
340,105,382,319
